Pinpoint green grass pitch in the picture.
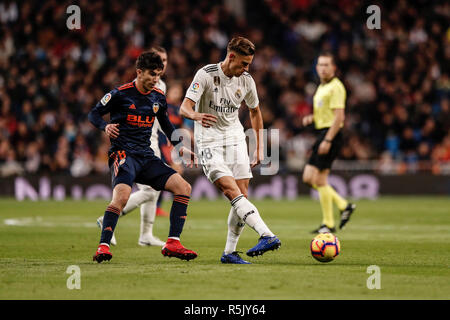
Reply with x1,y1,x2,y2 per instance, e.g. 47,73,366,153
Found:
0,196,449,300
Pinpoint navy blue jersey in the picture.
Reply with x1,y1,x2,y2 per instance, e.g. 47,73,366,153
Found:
88,81,178,157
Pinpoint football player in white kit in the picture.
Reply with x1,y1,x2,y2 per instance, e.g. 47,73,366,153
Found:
96,46,168,247
180,37,281,264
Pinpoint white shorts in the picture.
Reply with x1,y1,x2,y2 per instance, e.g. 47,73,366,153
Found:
198,142,253,183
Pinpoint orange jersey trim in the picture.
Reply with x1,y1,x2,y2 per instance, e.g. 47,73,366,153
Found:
133,81,151,95
118,82,134,91
152,87,165,96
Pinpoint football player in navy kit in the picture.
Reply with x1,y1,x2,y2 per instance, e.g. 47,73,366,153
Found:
89,51,198,263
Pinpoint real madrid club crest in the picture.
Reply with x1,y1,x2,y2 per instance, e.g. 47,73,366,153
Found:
214,76,220,86
153,102,160,113
119,158,126,166
235,89,242,99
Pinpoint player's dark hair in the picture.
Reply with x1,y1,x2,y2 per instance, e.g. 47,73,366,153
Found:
318,51,336,65
227,37,256,56
136,51,164,71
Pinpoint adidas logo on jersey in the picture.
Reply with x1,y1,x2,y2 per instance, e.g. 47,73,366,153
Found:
129,104,136,109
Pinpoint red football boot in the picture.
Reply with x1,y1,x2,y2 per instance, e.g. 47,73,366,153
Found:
161,239,198,261
156,207,169,217
93,244,112,263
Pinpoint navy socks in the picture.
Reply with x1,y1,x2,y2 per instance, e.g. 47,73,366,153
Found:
99,205,120,245
168,195,190,239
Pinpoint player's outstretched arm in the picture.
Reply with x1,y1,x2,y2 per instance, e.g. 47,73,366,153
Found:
179,97,217,128
178,146,198,169
158,104,198,168
249,105,264,168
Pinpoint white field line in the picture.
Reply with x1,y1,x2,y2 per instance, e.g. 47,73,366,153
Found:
3,217,96,228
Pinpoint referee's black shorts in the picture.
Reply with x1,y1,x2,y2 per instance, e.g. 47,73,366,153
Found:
307,128,343,171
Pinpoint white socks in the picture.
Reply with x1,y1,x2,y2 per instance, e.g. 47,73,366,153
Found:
224,206,245,254
230,194,274,239
139,199,158,239
121,188,160,240
122,188,158,215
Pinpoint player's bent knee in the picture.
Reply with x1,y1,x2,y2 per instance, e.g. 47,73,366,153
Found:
176,181,191,196
186,182,192,196
316,172,329,187
315,180,327,188
110,197,129,211
166,174,191,196
238,188,248,198
109,198,128,211
111,183,132,209
222,187,241,201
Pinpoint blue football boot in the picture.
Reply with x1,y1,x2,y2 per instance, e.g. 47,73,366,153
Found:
221,251,251,264
246,236,281,257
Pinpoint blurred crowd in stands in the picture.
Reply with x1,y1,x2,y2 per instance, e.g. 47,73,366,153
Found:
0,0,449,177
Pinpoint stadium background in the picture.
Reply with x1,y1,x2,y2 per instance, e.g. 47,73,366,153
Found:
0,0,449,198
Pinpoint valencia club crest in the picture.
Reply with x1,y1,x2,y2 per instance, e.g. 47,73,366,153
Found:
153,103,160,113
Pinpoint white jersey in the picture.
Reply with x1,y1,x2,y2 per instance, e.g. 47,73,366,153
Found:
150,79,166,156
185,62,259,148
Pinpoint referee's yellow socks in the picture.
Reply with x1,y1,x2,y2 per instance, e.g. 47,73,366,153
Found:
317,186,334,228
325,185,348,211
313,184,348,210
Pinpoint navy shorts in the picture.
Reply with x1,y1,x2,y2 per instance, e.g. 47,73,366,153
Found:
307,129,343,171
108,150,176,190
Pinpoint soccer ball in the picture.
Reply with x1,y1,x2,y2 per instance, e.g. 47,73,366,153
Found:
310,233,340,263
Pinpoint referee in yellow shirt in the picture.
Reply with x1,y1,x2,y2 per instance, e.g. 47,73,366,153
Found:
302,52,356,234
